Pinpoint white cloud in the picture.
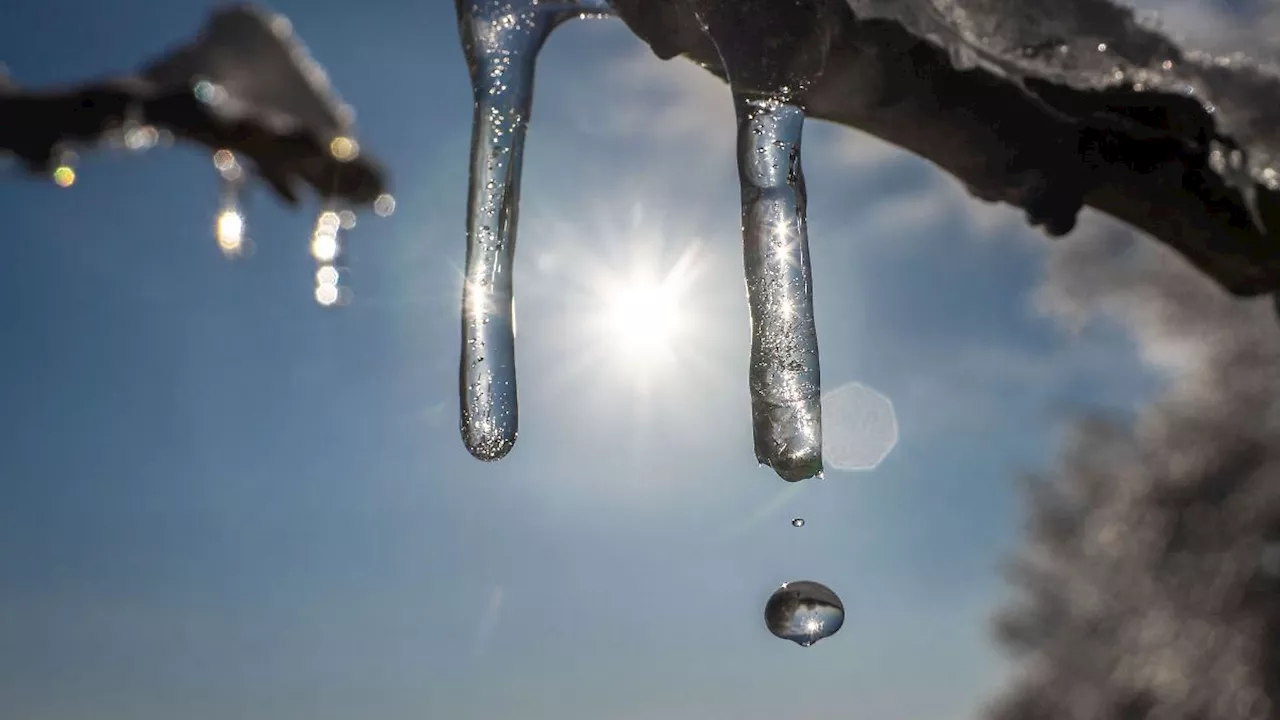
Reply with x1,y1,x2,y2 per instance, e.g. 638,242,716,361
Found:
861,170,1029,242
587,48,735,158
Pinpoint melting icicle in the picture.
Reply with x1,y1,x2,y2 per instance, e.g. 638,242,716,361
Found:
311,209,349,307
454,0,611,461
688,0,834,481
212,149,247,257
736,95,823,481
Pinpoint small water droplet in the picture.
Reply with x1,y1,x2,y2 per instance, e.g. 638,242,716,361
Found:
315,282,340,307
764,581,844,647
329,135,359,162
791,518,805,527
51,165,76,188
373,193,396,217
193,78,228,106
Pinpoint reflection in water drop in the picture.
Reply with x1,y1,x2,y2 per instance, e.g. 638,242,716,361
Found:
791,517,805,528
454,0,611,461
822,382,899,471
765,580,844,647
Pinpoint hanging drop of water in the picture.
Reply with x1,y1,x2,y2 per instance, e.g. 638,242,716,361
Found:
454,0,611,461
764,580,844,647
51,149,78,188
791,517,805,528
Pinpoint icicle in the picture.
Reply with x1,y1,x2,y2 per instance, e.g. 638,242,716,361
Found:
689,0,835,481
454,0,612,461
311,208,348,308
212,149,248,258
736,94,823,481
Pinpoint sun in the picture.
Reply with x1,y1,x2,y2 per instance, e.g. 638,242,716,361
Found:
522,206,721,403
598,274,685,363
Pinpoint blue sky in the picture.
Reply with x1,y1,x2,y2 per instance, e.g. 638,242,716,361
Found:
0,1,1216,719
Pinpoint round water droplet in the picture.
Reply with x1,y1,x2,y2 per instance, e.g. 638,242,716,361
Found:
764,580,843,647
791,518,805,527
51,165,76,188
329,136,359,162
373,193,396,217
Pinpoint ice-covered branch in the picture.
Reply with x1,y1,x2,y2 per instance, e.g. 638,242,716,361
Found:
612,0,1280,300
0,4,388,210
0,79,386,208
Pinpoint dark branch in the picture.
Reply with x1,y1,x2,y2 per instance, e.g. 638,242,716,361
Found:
0,4,388,209
610,0,1280,299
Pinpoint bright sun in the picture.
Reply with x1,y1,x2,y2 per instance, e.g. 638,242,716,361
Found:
601,278,683,361
584,242,703,376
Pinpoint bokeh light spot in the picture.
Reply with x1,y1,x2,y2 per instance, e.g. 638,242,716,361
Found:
822,381,899,471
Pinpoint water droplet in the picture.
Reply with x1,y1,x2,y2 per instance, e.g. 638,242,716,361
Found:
315,281,340,307
314,266,337,286
311,213,342,263
791,517,805,528
373,193,396,217
51,165,76,188
193,78,228,106
329,135,359,162
764,581,844,647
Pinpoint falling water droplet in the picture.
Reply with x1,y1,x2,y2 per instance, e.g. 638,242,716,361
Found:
454,0,611,461
764,580,844,647
734,94,823,482
791,517,805,527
